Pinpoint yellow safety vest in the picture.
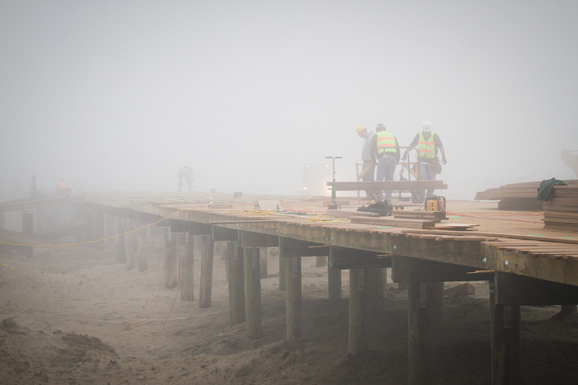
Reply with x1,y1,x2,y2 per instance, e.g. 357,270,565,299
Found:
416,131,436,159
376,131,397,155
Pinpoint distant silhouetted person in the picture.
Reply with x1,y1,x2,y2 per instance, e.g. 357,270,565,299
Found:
29,175,40,198
177,166,193,192
56,178,72,197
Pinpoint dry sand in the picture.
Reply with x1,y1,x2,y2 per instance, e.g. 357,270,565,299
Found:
1,233,578,384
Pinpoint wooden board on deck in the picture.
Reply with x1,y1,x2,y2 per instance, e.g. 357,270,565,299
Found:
350,217,436,229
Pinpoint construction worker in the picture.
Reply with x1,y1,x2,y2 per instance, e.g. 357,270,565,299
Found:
29,175,40,198
356,125,379,202
56,178,71,197
403,121,447,200
375,124,400,201
177,166,193,192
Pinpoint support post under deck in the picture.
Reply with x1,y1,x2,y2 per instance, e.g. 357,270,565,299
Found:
22,211,33,258
117,218,126,263
408,282,432,385
349,268,369,354
226,241,245,325
490,280,521,385
328,265,341,302
430,281,445,325
199,235,214,308
164,229,178,289
260,247,268,278
137,227,148,272
124,219,136,271
286,254,302,338
278,252,286,291
180,233,195,301
244,247,262,339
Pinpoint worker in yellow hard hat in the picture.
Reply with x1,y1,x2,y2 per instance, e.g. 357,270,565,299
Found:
356,125,380,202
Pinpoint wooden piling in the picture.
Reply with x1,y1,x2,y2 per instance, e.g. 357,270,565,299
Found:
260,247,268,278
226,241,245,325
93,208,105,250
430,281,445,325
349,268,369,354
561,304,577,314
124,219,135,271
137,227,148,272
117,218,126,263
164,230,178,289
490,281,521,385
244,247,262,339
199,235,214,308
279,253,286,291
286,255,302,338
408,282,432,385
367,268,383,313
104,213,118,253
180,233,195,301
328,265,342,302
21,211,33,258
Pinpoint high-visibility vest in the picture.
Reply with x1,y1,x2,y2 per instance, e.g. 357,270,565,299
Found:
57,180,67,190
376,131,397,155
416,131,436,159
29,180,35,192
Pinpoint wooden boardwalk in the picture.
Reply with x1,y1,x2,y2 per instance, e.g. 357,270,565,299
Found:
2,193,578,385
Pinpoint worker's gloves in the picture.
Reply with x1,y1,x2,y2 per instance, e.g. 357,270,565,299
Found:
442,156,447,165
401,152,408,161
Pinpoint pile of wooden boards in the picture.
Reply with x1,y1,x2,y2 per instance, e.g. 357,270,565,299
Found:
328,208,478,230
475,180,578,210
392,210,447,223
544,185,578,231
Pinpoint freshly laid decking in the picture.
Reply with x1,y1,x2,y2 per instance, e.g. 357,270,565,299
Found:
2,194,578,385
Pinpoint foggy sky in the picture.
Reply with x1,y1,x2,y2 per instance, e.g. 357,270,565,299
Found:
1,1,578,201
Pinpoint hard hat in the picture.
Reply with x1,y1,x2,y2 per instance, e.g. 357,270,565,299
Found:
422,121,432,131
355,125,366,134
376,123,385,132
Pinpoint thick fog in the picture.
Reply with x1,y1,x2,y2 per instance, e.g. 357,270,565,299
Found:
1,1,578,201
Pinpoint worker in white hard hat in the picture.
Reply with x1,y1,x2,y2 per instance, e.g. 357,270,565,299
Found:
356,125,380,202
402,121,447,201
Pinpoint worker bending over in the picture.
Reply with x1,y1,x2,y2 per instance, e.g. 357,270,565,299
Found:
374,123,400,202
177,166,194,192
356,125,380,202
403,121,447,200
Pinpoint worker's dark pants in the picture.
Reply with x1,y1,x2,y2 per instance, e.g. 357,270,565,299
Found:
362,163,378,201
178,178,192,192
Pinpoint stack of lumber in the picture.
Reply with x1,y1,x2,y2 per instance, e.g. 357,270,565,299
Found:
327,209,379,218
475,180,578,211
392,210,447,223
350,216,436,229
544,185,578,231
